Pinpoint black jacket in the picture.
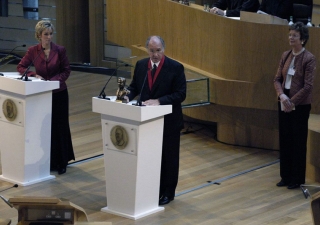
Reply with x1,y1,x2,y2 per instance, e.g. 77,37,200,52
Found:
213,0,260,17
258,0,293,20
127,56,186,134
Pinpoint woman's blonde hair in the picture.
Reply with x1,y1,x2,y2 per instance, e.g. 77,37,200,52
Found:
35,20,55,41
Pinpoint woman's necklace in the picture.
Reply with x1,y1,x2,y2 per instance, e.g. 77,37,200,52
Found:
292,47,305,56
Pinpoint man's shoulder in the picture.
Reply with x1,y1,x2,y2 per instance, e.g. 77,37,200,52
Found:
164,56,183,67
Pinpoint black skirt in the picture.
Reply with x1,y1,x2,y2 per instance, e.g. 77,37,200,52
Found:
50,89,75,169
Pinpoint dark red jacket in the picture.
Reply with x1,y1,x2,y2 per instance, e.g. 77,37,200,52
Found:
17,42,71,93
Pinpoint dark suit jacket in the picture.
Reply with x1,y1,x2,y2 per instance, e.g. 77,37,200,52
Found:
259,0,293,20
17,42,71,93
213,0,260,17
127,56,186,135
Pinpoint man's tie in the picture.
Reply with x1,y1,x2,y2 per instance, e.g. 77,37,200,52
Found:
152,64,157,79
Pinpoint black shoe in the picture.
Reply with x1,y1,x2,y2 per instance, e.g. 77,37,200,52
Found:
58,167,67,175
287,183,300,189
159,196,174,205
276,180,289,187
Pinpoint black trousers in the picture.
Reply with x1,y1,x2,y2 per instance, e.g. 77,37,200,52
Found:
278,102,311,184
159,130,181,199
51,89,75,169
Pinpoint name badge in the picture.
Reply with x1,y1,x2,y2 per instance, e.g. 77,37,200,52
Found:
288,68,295,76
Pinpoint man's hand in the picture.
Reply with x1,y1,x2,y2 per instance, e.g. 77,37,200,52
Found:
143,99,160,106
210,7,224,16
123,96,129,103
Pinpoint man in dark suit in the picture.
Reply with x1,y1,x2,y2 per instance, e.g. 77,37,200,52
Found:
258,0,293,20
210,0,260,17
125,36,186,205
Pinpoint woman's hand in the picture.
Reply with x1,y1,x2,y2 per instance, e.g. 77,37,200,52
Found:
35,74,44,80
280,94,294,112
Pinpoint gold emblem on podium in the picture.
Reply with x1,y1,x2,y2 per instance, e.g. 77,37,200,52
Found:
2,99,17,121
110,125,129,150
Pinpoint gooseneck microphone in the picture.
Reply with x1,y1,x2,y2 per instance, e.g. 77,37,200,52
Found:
19,47,44,81
0,44,26,65
7,44,26,56
98,64,130,99
0,44,26,62
135,68,151,106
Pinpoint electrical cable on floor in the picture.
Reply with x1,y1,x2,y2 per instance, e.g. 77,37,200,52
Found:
175,159,280,197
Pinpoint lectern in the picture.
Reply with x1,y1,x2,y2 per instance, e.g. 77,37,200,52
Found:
0,73,59,186
92,97,172,220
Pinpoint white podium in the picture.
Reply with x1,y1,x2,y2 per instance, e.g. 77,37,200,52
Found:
92,97,172,220
0,73,59,186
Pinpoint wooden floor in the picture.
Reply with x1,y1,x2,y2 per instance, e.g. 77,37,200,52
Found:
0,66,317,224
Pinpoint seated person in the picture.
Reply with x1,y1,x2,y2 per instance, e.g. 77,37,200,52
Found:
210,0,260,17
258,0,293,20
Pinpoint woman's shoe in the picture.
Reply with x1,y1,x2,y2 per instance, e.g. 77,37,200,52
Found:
287,183,300,189
58,167,67,175
276,180,289,187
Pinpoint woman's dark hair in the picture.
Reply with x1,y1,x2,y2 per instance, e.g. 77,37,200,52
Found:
289,22,309,47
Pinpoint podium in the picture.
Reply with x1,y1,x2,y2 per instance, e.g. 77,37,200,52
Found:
0,73,59,186
92,97,172,220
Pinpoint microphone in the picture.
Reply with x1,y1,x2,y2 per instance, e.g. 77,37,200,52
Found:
19,47,44,81
0,44,26,66
135,68,151,106
7,44,26,56
98,64,131,99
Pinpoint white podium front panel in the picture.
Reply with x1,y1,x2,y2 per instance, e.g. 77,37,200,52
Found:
0,74,59,186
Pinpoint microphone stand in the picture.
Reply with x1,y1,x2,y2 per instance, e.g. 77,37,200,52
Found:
19,47,44,81
98,64,130,100
135,71,148,106
135,67,152,106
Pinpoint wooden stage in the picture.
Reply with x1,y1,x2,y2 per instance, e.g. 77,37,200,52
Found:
0,66,317,224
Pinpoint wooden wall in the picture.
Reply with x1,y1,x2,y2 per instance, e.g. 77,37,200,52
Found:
56,0,90,64
107,0,320,181
107,0,320,113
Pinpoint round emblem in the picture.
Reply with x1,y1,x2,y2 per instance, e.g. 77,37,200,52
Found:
2,99,17,121
110,125,128,150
